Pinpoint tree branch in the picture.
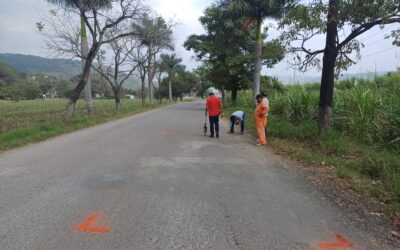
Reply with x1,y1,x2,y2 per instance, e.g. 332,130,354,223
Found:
339,16,400,50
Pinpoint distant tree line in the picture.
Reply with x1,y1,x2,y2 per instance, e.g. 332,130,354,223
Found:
0,60,136,100
37,0,197,121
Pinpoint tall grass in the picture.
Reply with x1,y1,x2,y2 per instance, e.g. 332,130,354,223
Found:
333,73,400,150
265,73,400,152
271,85,319,123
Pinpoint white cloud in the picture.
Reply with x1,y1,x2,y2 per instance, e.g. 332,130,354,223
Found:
0,0,51,56
146,0,214,70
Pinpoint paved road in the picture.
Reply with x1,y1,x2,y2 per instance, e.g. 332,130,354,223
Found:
0,101,390,249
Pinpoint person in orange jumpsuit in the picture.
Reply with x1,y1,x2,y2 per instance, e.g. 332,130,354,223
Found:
254,94,270,145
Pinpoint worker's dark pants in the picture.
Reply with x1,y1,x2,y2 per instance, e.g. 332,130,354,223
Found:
209,116,219,137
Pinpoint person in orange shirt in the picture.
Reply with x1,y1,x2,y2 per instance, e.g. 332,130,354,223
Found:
205,89,223,138
254,94,269,145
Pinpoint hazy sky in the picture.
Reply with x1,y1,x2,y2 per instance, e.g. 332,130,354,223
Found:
0,0,399,81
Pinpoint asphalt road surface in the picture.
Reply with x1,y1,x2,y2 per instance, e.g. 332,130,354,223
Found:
0,101,392,249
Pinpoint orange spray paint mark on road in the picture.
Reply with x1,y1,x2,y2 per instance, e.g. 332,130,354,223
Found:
319,234,353,249
160,131,174,136
75,213,110,233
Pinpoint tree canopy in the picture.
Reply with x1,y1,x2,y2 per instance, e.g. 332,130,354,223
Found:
45,0,111,10
184,3,254,102
280,0,400,73
184,2,285,102
228,0,297,98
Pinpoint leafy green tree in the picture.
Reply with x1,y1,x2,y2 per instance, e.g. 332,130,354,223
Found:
0,80,6,99
185,2,285,103
1,82,41,100
280,0,400,131
159,53,184,102
0,61,21,85
175,70,198,99
159,69,197,100
193,66,213,98
184,3,254,103
228,0,297,99
260,76,284,94
21,82,42,100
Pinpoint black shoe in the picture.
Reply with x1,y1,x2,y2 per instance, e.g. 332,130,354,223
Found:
209,135,214,138
216,134,219,138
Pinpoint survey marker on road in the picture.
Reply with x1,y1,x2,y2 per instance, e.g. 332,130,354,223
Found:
0,101,396,249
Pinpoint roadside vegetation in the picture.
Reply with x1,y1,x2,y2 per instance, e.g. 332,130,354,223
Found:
225,72,400,212
0,99,166,151
186,0,399,220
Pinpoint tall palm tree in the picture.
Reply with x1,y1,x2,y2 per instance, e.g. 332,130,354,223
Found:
45,0,110,114
160,54,183,102
229,0,296,99
135,15,173,103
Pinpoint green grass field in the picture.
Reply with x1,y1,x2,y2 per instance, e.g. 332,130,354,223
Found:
0,99,166,151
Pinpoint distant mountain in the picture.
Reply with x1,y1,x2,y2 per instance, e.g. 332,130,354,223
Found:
124,77,141,89
274,75,321,84
339,71,388,80
0,53,81,79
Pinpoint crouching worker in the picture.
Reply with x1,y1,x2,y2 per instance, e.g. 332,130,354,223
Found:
229,111,245,135
255,94,269,146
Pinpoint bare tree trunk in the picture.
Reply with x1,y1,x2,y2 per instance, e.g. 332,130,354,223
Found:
319,0,339,132
253,19,262,102
168,79,172,102
80,14,92,114
156,85,161,104
148,78,152,104
152,82,161,105
147,45,153,104
65,101,76,121
155,71,163,104
65,58,92,121
114,89,121,110
221,86,226,103
231,87,238,105
141,76,145,106
64,43,98,121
